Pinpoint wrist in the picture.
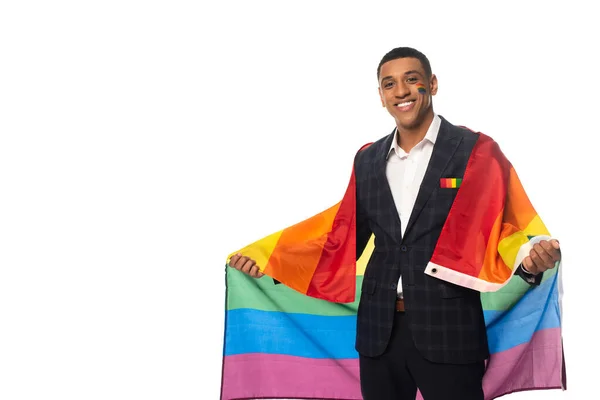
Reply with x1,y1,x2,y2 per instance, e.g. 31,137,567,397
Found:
521,263,538,276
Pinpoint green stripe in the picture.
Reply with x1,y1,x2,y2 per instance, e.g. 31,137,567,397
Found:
227,262,559,314
226,267,361,316
481,266,557,310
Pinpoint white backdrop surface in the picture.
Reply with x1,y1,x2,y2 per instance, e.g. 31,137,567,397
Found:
0,1,596,399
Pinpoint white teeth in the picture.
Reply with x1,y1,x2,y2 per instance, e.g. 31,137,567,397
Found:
396,101,413,107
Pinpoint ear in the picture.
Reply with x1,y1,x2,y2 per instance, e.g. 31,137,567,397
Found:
429,74,439,96
378,87,385,107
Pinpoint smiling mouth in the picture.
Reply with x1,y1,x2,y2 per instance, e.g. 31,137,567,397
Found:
394,100,415,111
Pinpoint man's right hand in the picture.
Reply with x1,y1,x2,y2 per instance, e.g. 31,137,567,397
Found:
228,253,265,278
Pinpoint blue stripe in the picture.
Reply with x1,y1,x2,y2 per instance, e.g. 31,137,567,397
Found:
225,273,560,358
484,272,560,353
224,309,358,359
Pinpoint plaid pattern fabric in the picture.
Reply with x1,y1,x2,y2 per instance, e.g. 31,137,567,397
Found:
353,116,490,364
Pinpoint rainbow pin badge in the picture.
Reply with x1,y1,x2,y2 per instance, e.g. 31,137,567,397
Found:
416,83,427,94
440,178,462,188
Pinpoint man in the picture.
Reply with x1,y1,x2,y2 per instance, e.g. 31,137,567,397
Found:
228,47,561,399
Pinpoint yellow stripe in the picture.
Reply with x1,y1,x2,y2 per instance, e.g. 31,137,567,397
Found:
498,231,529,270
356,235,375,276
228,230,283,273
497,215,551,268
523,214,550,237
451,178,457,188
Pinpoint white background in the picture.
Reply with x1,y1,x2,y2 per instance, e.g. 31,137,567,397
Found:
0,1,596,399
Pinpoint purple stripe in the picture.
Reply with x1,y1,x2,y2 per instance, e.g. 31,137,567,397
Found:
482,327,564,399
220,354,361,400
221,328,563,400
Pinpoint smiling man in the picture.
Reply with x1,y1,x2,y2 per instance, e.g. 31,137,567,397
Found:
228,47,562,400
378,56,437,141
352,47,560,400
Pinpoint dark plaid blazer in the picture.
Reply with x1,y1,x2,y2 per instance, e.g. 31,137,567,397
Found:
353,116,541,363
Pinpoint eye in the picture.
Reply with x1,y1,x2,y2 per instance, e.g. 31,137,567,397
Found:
407,77,418,83
384,82,394,89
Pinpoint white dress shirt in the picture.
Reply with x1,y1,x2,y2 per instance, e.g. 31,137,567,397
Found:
386,114,442,297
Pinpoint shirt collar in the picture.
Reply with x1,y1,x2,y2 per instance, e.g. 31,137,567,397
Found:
387,113,441,159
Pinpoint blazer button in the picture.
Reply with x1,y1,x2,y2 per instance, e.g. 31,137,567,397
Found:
400,245,408,252
390,283,397,290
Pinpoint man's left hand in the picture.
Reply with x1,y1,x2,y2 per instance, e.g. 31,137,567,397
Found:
522,239,561,275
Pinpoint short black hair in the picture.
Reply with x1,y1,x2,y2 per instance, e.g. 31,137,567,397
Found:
377,47,432,80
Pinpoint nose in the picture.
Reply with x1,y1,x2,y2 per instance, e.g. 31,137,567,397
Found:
394,82,410,99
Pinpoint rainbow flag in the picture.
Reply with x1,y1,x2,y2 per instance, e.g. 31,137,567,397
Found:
220,133,565,400
425,133,561,291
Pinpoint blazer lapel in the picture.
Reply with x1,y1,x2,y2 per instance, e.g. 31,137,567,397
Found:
403,118,462,239
372,131,403,244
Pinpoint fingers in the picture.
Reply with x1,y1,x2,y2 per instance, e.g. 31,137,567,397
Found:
539,240,561,262
228,254,242,268
528,240,561,274
530,243,553,267
249,267,265,278
239,257,256,274
229,254,254,273
522,255,537,275
228,253,264,278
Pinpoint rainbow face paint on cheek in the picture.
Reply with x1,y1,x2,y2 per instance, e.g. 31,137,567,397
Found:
416,83,427,94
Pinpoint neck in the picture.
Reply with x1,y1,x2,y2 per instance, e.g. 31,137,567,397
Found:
396,110,435,153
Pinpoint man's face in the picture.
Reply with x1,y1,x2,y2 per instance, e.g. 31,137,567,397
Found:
378,57,438,130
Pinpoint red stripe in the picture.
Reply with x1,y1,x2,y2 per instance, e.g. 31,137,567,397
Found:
430,134,510,277
306,168,356,303
306,144,371,303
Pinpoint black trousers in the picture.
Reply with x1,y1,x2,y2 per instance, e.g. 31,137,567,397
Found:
359,312,485,400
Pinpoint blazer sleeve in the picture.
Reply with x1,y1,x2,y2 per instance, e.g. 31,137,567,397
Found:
514,264,543,286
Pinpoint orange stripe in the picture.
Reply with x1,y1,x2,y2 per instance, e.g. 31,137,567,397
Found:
480,168,541,282
478,211,512,283
264,203,340,294
503,167,537,230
